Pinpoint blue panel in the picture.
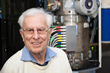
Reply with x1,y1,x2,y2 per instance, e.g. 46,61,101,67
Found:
96,0,98,2
101,8,110,42
0,14,2,18
0,7,1,18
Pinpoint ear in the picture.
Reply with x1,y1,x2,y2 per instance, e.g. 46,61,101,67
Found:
19,29,24,42
48,28,52,40
49,28,52,35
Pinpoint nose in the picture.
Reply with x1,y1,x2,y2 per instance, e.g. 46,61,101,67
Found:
33,30,40,39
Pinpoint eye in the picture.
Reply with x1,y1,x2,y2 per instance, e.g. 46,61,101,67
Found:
37,28,46,34
26,29,34,34
38,28,45,31
27,29,34,31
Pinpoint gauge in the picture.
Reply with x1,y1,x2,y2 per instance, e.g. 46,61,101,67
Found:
64,0,74,9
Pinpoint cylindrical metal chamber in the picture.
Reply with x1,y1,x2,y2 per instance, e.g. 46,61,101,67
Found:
67,15,89,69
50,0,90,69
57,13,89,69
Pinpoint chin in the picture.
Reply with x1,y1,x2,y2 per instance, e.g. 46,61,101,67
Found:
31,48,44,54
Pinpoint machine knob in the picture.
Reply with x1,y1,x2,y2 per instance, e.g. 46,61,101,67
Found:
88,2,92,7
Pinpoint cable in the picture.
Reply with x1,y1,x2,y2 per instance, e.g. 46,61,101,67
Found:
47,35,52,45
49,26,66,46
51,28,56,34
50,32,66,46
51,35,66,47
51,26,66,34
50,33,58,46
56,26,66,29
52,42,66,47
56,45,66,48
52,39,66,47
58,42,66,44
51,38,58,47
57,35,66,37
60,48,67,50
57,39,66,42
57,32,66,35
57,37,66,40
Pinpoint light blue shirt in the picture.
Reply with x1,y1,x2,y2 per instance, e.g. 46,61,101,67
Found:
21,46,57,66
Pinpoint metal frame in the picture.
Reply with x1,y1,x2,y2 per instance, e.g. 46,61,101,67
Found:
99,0,102,68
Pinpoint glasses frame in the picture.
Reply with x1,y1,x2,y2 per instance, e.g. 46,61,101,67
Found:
21,28,50,34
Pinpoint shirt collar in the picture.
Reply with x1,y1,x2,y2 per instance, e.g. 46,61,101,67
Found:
21,46,57,64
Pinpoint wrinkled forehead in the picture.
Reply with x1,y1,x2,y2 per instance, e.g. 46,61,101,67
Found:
24,13,46,20
23,14,48,28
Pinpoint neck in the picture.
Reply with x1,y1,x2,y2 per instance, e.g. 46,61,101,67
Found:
31,51,46,65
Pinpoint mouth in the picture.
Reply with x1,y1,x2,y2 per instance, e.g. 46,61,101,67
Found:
32,43,41,45
32,42,42,47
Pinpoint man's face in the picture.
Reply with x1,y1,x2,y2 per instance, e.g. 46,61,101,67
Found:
20,14,52,54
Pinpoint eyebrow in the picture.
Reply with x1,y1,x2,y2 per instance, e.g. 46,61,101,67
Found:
24,25,48,29
25,27,47,29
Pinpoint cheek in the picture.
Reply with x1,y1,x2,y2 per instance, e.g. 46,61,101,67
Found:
23,34,32,42
41,35,48,41
41,34,50,42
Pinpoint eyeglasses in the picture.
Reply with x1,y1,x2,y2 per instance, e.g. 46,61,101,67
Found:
21,28,50,34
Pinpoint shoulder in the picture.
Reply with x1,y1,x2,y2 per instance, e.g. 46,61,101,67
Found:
48,46,67,58
1,49,23,73
48,46,72,73
5,49,22,64
48,46,65,53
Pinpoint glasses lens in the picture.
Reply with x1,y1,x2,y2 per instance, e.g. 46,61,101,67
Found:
26,29,34,34
37,29,45,34
23,28,48,34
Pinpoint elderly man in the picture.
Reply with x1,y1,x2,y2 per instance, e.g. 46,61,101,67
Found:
1,8,72,73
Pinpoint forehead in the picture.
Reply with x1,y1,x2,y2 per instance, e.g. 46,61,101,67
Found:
23,14,48,28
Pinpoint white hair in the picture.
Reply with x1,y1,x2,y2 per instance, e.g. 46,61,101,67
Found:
18,8,53,28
